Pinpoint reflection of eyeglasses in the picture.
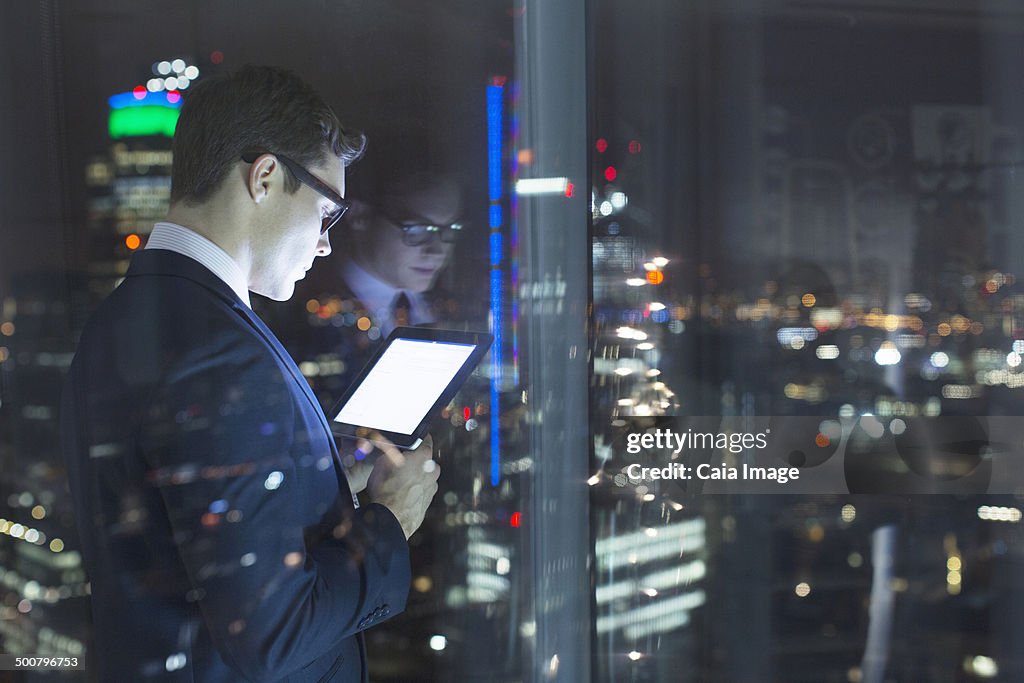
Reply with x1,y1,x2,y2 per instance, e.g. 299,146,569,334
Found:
378,209,464,247
241,151,350,234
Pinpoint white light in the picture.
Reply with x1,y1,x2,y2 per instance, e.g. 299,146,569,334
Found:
648,302,666,312
177,77,190,90
931,351,950,368
646,369,661,377
614,367,633,376
496,557,511,575
599,201,614,216
875,344,901,366
164,76,178,90
890,418,906,435
795,582,811,597
1008,352,1021,368
171,58,186,73
636,343,654,351
610,191,628,209
146,79,162,92
628,651,643,661
184,65,200,79
429,635,447,651
157,61,172,75
978,506,1022,523
626,278,647,287
643,262,658,271
587,474,601,486
860,416,885,439
616,326,647,341
264,471,284,490
652,257,669,267
165,653,187,672
642,587,658,597
968,655,999,678
816,345,840,360
515,177,569,195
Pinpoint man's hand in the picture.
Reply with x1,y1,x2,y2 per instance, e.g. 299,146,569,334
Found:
365,435,439,540
340,445,375,494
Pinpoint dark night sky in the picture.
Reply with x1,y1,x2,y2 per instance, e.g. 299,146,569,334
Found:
1,0,512,295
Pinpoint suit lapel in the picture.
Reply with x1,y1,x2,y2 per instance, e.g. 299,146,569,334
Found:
127,250,338,454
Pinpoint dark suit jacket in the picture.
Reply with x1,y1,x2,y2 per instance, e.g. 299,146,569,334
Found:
60,249,411,682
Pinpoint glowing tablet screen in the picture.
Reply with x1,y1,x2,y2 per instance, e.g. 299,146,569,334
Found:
334,338,477,434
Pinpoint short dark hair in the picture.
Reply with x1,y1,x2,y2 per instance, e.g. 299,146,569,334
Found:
170,65,365,205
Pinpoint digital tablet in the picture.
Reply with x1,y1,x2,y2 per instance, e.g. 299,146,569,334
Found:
328,327,494,449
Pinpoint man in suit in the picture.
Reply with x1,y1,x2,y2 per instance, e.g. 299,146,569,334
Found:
60,65,439,682
339,172,463,335
260,172,466,412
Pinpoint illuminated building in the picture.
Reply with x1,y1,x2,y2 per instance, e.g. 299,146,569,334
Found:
83,59,200,300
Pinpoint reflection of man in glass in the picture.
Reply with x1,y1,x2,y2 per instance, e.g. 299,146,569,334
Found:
61,65,439,683
340,173,463,334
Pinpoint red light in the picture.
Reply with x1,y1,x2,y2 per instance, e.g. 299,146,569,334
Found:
604,166,617,182
132,86,146,100
167,91,181,104
595,138,608,153
463,406,471,421
210,50,224,65
565,182,574,198
628,140,642,154
491,75,508,87
510,512,521,528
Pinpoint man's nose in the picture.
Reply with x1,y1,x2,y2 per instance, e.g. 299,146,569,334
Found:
423,234,443,255
316,232,332,258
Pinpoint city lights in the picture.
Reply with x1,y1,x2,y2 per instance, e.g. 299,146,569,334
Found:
515,177,570,195
874,342,901,366
977,506,1022,523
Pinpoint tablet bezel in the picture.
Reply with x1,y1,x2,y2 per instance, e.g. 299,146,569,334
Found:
327,326,494,448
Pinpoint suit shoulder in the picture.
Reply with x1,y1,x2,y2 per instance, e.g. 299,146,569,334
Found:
73,274,272,384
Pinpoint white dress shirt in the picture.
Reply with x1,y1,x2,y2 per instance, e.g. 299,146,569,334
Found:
144,222,252,308
340,258,433,334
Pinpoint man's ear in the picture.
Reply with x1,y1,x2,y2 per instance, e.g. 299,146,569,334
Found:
247,154,280,204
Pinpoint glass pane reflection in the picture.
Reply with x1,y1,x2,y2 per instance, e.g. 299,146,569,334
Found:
591,1,1024,681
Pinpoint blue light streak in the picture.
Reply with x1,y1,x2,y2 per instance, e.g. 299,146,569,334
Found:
108,91,182,110
487,83,504,487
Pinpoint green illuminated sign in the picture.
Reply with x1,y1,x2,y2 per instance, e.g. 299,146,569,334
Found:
108,106,179,138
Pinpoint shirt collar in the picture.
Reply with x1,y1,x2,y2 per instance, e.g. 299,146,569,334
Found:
144,222,251,308
340,258,432,332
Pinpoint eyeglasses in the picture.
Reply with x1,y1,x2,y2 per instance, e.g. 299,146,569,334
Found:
378,209,464,247
241,151,350,234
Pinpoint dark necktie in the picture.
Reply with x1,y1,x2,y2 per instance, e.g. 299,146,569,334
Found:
391,291,411,327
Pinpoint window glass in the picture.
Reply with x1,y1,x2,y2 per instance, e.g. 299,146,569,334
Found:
590,1,1024,680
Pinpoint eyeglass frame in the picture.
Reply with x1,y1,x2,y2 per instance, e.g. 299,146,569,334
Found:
376,207,464,248
240,151,350,234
